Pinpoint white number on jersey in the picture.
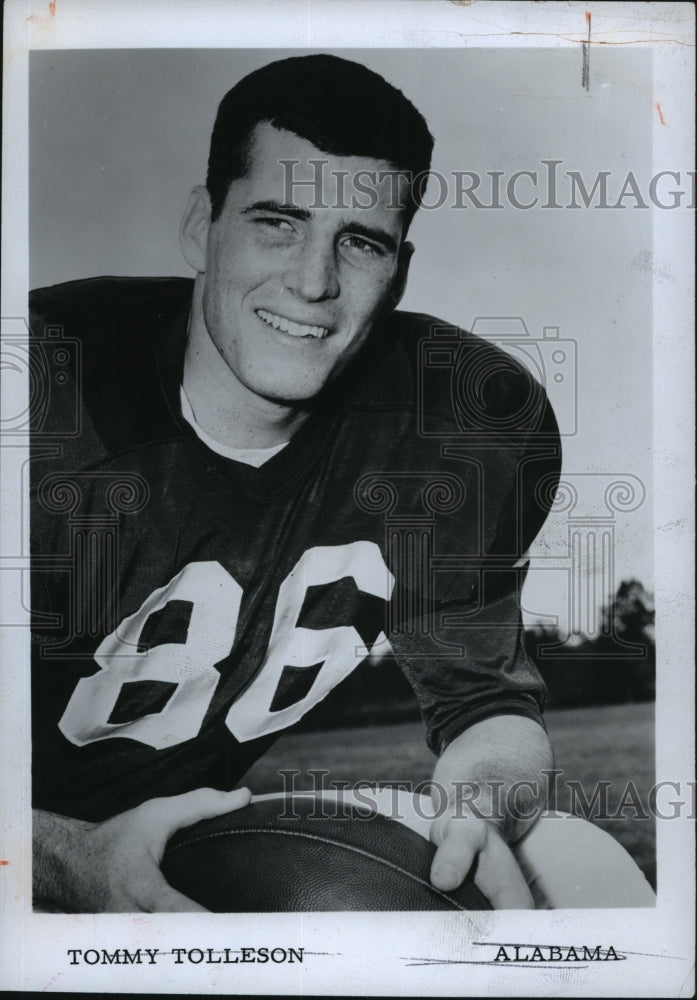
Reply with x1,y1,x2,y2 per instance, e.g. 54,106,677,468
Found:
226,542,394,741
59,561,242,749
59,543,394,750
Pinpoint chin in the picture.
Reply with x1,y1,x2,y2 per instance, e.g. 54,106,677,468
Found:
251,376,329,406
246,363,336,404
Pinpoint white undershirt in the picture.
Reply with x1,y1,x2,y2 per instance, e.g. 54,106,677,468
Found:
179,386,288,467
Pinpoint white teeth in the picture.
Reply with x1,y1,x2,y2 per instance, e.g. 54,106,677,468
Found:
256,309,329,339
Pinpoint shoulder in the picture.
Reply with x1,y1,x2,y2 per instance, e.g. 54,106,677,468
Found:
350,309,557,442
29,274,193,392
30,275,193,338
28,276,193,460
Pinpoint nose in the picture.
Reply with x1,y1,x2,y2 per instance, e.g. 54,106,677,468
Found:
282,235,340,302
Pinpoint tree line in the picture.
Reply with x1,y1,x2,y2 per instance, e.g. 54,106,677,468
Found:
523,579,655,708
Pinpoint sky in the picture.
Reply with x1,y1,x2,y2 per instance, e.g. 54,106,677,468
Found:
29,46,654,634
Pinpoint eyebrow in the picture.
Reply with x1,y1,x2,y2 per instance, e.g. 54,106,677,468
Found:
242,200,399,254
242,200,311,221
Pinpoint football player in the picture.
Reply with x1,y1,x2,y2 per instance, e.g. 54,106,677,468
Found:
29,54,651,912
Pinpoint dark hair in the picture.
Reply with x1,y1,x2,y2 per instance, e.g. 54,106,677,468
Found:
206,54,434,231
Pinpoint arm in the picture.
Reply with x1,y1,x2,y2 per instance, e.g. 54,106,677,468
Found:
33,787,251,912
429,715,552,908
422,362,560,906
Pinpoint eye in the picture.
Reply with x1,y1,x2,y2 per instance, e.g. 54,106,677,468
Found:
341,235,383,257
256,216,295,232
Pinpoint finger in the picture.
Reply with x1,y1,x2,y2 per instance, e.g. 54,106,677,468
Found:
474,832,534,910
145,786,252,842
430,820,485,892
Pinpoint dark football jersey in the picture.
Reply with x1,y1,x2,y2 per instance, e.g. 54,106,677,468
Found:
30,277,561,821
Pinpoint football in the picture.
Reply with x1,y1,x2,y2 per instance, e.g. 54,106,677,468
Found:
161,790,491,911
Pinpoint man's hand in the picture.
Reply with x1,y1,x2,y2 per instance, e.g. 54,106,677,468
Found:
429,807,533,909
429,714,553,909
33,786,252,913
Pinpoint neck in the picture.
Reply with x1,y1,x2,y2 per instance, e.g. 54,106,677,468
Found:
182,276,310,449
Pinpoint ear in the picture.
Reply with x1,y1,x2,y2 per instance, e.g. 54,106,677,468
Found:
179,186,211,273
387,240,414,311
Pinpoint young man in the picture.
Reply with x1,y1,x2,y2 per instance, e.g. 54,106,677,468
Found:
30,54,648,913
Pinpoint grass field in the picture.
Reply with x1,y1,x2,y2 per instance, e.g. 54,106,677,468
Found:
242,701,656,890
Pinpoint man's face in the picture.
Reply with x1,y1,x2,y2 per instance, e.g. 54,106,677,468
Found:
189,122,411,405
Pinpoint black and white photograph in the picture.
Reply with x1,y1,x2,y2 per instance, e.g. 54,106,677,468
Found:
1,1,694,996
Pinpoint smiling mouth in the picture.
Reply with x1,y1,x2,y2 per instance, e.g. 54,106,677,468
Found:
256,308,330,340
